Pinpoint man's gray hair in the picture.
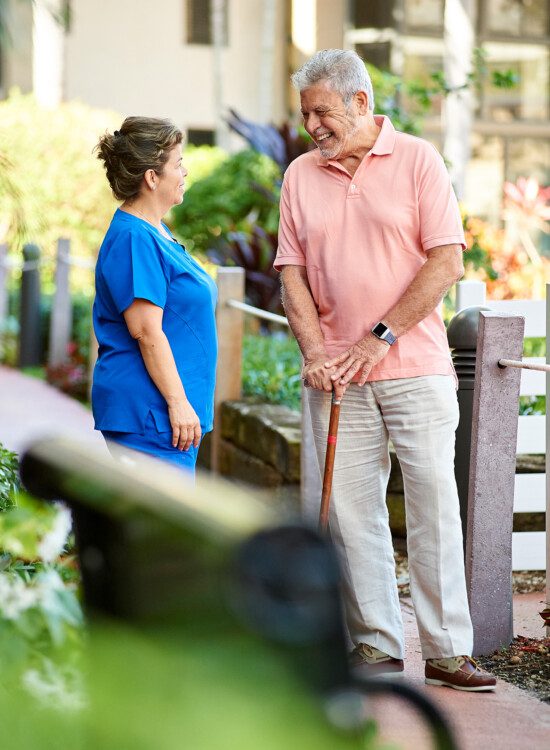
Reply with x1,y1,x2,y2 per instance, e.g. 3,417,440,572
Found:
291,49,375,111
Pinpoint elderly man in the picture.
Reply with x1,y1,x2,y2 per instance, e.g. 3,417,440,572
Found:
275,49,496,692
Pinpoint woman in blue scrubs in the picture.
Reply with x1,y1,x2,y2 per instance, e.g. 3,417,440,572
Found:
92,117,217,474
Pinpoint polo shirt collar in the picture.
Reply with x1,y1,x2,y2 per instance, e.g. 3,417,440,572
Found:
370,115,396,155
316,114,396,168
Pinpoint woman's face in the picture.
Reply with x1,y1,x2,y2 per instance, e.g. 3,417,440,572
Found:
157,144,188,207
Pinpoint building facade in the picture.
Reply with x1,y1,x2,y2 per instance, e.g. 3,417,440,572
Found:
346,0,550,224
1,0,549,223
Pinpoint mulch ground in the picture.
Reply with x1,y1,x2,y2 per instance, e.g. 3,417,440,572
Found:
394,550,549,703
477,635,550,703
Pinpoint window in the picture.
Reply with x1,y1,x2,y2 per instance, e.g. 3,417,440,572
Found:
481,43,549,121
485,0,550,39
402,51,445,115
404,0,444,30
352,0,395,29
187,129,215,146
186,0,228,45
355,42,391,69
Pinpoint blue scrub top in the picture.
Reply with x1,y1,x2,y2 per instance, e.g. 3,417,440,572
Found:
92,209,218,434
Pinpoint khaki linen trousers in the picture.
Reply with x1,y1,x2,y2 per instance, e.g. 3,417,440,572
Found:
307,375,473,660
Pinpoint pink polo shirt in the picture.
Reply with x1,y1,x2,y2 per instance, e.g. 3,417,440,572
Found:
274,115,465,381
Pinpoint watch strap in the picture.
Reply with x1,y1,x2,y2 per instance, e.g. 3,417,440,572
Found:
371,322,397,345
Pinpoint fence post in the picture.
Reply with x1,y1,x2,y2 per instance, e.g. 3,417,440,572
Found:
49,238,72,366
18,243,42,367
0,243,8,323
466,311,524,655
455,279,486,312
211,267,245,472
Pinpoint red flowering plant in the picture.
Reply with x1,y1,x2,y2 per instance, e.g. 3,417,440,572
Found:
502,177,550,299
46,341,89,402
462,177,550,300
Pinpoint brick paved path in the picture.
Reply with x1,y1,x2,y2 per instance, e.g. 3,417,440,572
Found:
371,591,550,749
0,365,106,457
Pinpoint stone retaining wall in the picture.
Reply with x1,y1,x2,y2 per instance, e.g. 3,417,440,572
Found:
199,399,544,535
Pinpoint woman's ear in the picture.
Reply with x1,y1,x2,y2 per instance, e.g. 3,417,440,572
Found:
144,169,157,191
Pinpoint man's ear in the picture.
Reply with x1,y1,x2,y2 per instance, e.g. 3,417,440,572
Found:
355,90,370,114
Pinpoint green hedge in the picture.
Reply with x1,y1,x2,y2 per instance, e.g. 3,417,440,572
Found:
242,334,302,411
0,90,119,281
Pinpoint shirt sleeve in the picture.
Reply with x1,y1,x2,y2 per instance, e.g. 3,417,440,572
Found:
418,144,466,252
101,229,169,314
273,173,306,271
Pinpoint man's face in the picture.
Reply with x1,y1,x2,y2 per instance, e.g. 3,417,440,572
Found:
300,81,362,160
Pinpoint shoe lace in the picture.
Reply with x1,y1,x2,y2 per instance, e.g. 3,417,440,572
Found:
463,655,483,678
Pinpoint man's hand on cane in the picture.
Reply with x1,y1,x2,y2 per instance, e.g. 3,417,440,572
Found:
325,335,392,387
302,355,347,400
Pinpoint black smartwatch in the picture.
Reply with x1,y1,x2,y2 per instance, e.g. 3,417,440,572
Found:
371,322,397,345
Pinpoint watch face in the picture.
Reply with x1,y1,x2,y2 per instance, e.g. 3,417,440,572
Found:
372,323,387,337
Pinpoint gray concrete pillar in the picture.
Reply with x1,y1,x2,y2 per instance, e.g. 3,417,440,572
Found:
466,311,524,655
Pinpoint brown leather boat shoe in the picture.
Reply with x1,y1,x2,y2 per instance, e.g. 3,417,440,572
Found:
425,655,496,692
350,643,404,680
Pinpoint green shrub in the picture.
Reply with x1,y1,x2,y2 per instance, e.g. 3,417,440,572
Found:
179,143,228,187
0,315,19,366
242,334,302,410
520,338,545,415
171,149,281,253
0,90,120,288
0,443,19,511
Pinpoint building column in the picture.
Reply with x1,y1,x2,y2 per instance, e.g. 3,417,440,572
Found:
443,0,477,200
33,0,65,107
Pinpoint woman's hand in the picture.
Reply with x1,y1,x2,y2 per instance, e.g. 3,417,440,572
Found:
167,399,201,451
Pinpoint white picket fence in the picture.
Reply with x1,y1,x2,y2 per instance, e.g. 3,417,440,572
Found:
456,281,547,571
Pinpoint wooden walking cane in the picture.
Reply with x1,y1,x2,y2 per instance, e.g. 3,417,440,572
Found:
318,389,342,533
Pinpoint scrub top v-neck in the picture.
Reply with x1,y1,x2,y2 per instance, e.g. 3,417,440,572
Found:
92,209,218,435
